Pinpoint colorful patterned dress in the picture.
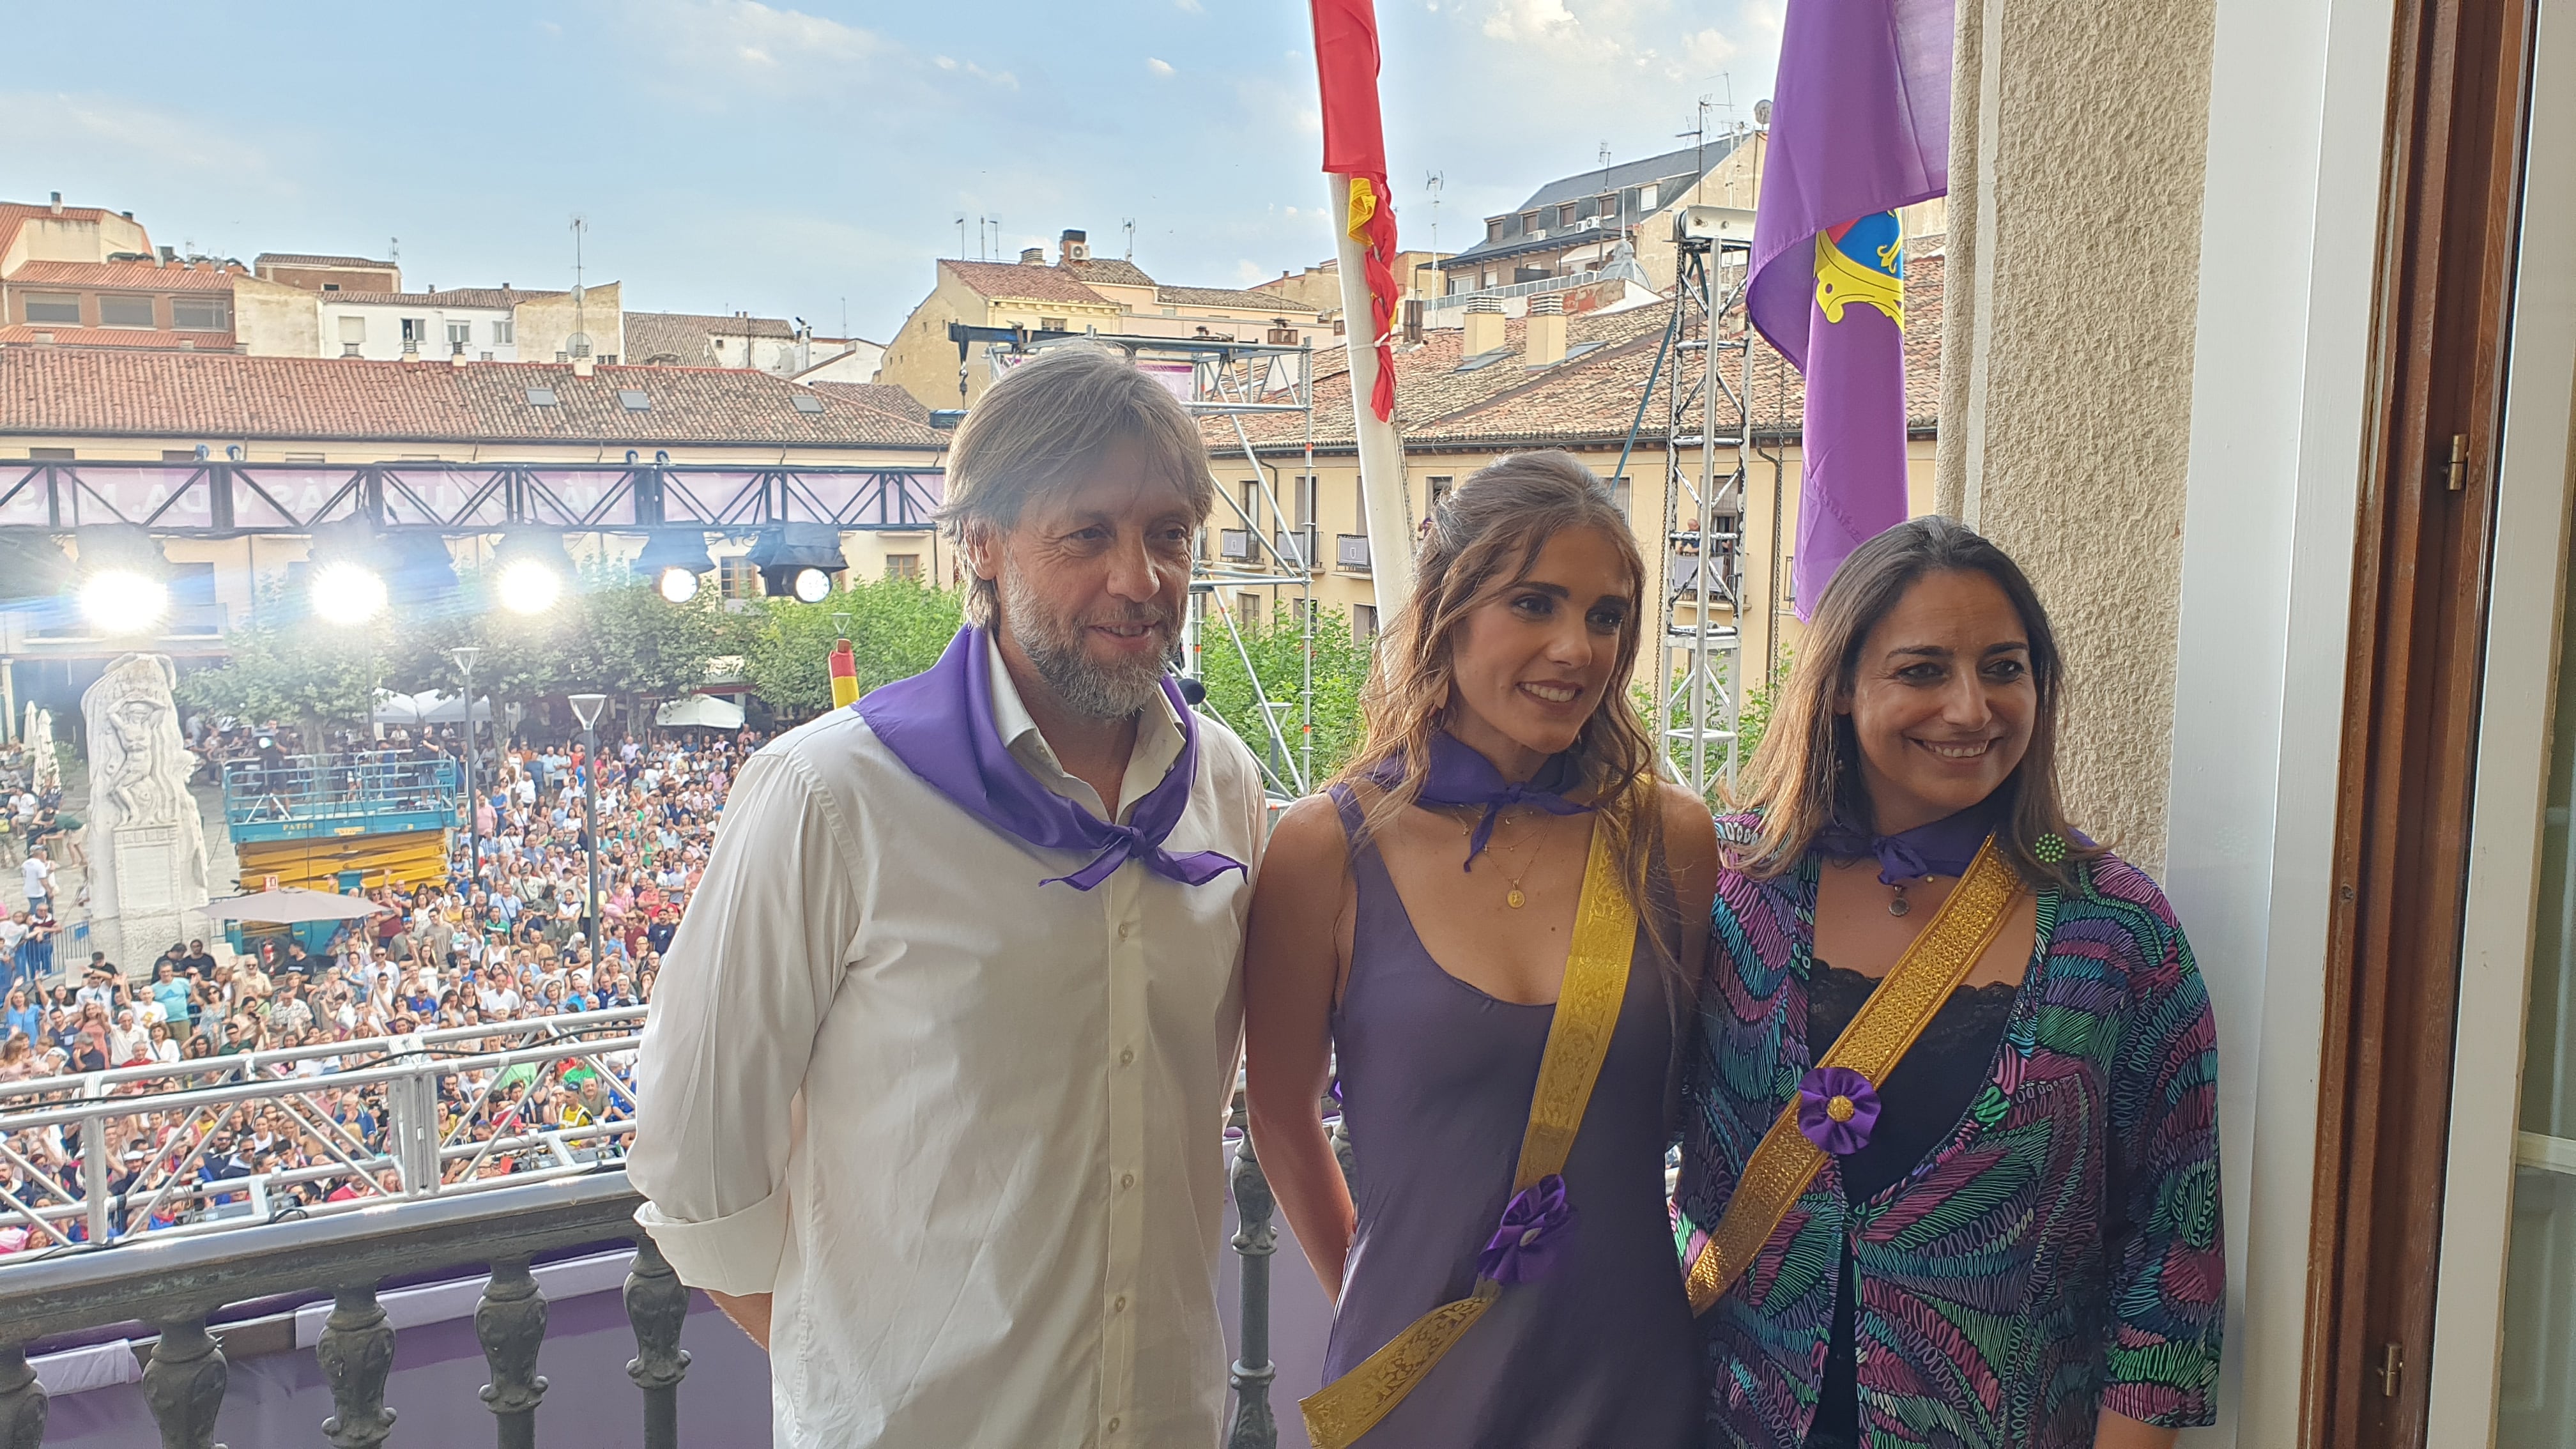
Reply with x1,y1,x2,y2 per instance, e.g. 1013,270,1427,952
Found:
1676,826,2224,1449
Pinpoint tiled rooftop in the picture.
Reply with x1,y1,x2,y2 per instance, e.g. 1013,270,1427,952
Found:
940,259,1116,306
319,288,562,310
254,252,397,269
1156,284,1323,315
0,351,951,449
6,259,243,292
0,327,237,351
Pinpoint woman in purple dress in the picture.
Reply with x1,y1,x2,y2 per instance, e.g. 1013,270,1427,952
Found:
1244,452,1717,1448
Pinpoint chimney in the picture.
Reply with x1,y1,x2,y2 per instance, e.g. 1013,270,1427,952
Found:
1524,292,1567,367
1019,247,1046,266
1061,229,1089,264
572,355,595,378
1462,295,1505,357
48,192,62,215
1402,298,1425,345
450,347,469,369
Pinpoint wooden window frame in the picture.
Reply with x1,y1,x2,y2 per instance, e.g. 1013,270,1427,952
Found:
2305,0,2540,1443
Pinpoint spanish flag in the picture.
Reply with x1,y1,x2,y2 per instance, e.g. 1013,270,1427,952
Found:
1311,0,1399,423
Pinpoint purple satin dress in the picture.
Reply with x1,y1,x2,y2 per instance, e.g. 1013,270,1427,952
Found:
1320,786,1703,1447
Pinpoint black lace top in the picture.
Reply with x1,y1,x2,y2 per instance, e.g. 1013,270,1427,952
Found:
1804,960,2020,1449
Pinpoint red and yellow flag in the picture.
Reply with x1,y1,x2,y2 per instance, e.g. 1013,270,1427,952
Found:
829,638,859,710
1311,0,1399,422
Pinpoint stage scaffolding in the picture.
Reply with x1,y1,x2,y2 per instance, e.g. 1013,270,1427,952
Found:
1652,210,1756,800
963,326,1326,801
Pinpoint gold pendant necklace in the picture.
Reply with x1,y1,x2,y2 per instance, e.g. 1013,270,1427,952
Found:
1462,811,1539,908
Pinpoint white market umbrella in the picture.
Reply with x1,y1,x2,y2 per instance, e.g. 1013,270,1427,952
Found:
656,695,746,730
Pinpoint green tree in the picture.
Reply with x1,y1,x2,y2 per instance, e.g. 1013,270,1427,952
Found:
744,575,964,722
379,562,741,710
177,585,383,733
1197,604,1374,793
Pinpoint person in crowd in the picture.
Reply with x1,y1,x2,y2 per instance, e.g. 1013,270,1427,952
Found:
19,847,51,912
1675,518,2225,1449
1243,453,1717,1448
631,347,1268,1448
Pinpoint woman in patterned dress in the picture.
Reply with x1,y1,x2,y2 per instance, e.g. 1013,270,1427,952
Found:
1677,517,2224,1449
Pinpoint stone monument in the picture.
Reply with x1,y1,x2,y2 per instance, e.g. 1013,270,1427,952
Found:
79,654,210,920
22,704,60,794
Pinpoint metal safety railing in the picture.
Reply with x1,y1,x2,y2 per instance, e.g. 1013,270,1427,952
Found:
217,751,463,834
0,1007,642,1254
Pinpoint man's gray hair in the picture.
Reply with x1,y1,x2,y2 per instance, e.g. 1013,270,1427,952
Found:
937,346,1215,625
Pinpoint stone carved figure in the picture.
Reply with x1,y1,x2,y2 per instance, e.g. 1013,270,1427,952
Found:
79,654,209,919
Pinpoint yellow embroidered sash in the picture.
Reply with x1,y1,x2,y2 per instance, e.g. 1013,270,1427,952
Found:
1682,835,2021,1315
1299,809,1639,1449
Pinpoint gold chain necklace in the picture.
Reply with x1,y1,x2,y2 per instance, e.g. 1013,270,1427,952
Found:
1460,809,1540,908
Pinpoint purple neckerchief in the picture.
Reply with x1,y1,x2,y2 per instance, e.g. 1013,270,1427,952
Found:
1813,795,2005,884
855,626,1245,891
1368,731,1594,869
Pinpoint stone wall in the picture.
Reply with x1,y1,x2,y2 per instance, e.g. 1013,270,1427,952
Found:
1935,0,2220,872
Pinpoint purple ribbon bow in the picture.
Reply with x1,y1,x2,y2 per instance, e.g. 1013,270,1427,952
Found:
1797,1066,1882,1156
1478,1174,1577,1284
856,627,1246,891
1370,732,1593,868
1813,795,2004,885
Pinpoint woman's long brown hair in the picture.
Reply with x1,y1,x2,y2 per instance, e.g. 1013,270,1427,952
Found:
1328,451,1678,966
1733,514,2096,887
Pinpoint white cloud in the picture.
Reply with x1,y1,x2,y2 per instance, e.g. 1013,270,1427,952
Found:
1147,57,1175,77
1176,0,1204,10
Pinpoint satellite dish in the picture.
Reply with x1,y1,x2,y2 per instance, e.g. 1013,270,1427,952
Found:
1754,98,1774,126
567,332,594,358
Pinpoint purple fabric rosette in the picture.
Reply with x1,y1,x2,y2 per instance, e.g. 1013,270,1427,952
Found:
1477,1174,1577,1284
1797,1066,1882,1156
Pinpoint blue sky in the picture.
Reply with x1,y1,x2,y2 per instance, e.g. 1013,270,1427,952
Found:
2,0,1779,343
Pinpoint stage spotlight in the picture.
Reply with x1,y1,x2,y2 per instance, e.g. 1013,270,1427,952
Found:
657,567,701,604
312,561,388,624
80,569,168,634
497,557,563,614
747,523,847,601
790,567,832,602
632,530,714,605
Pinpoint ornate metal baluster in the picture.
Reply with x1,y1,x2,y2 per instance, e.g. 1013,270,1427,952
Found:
624,1235,691,1449
1226,1129,1278,1449
476,1257,549,1449
0,1344,47,1449
141,1317,227,1449
319,1282,397,1448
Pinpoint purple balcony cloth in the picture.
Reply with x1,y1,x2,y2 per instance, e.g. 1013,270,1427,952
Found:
1477,1173,1577,1285
1797,1066,1883,1156
1749,0,1955,615
1367,731,1593,868
855,626,1243,891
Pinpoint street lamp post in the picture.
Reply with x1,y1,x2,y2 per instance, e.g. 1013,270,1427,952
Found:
448,647,482,886
569,693,608,950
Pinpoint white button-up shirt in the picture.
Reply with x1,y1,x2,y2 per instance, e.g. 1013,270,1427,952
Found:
631,637,1266,1449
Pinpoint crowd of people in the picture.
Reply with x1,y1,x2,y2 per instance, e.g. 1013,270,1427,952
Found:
0,722,765,1251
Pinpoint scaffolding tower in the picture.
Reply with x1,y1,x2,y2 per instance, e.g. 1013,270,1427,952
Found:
958,325,1325,801
1653,206,1757,799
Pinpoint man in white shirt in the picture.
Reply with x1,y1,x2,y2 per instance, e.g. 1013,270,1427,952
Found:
631,348,1266,1449
19,848,51,910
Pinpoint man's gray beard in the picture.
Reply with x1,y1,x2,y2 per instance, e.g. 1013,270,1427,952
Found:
999,564,1175,719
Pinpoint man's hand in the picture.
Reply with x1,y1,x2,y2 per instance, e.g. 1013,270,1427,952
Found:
707,1289,773,1351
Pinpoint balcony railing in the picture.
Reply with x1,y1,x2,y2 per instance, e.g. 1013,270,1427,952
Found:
1273,528,1317,572
0,1008,1330,1449
1218,528,1256,562
1334,533,1370,572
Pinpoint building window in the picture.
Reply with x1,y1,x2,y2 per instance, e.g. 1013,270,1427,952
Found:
446,321,472,352
717,556,762,600
1353,604,1379,641
161,449,197,463
322,282,341,291
99,295,155,328
1485,218,1505,243
401,317,427,345
1238,593,1261,625
886,554,921,581
1040,317,1068,332
1427,475,1454,511
1558,203,1579,226
338,316,366,344
1240,479,1261,530
1294,473,1318,528
1610,476,1632,523
493,318,514,345
286,453,325,463
1520,211,1539,232
172,296,228,330
22,294,79,325
1638,182,1659,210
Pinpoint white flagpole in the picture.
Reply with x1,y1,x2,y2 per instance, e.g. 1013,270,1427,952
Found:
1326,174,1416,617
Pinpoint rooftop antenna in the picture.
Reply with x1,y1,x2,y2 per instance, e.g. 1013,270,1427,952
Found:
1123,218,1137,260
956,213,967,257
1425,172,1444,268
388,236,399,268
570,214,588,353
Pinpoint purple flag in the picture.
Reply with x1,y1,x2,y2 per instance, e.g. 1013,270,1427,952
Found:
1749,0,1954,618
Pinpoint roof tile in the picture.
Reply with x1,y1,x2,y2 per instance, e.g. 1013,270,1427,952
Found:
6,260,242,292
